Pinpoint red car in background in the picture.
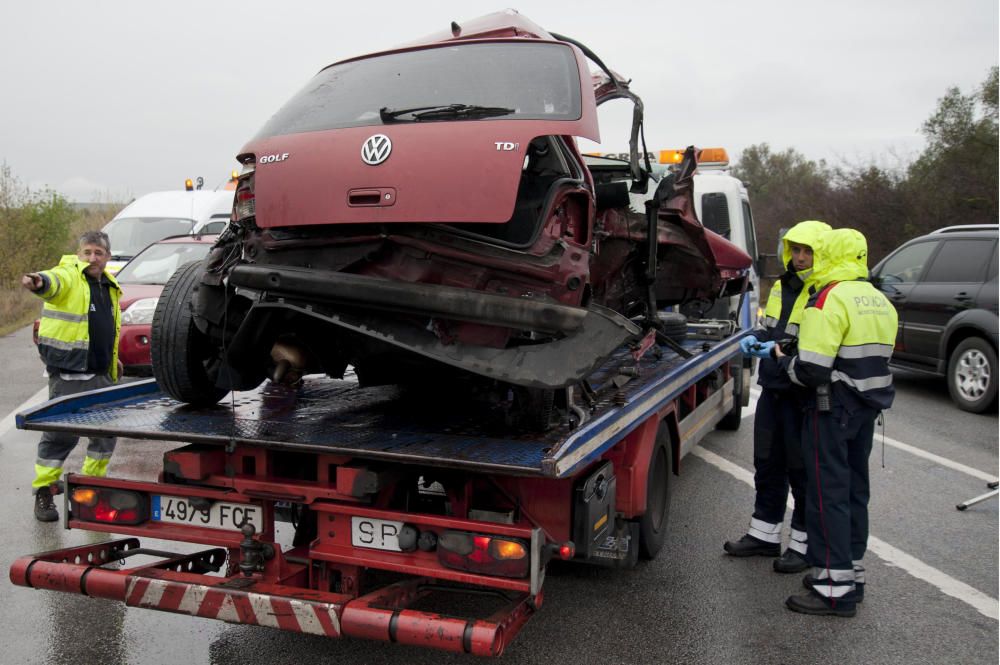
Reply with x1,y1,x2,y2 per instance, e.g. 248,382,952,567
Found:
115,235,218,374
33,235,218,376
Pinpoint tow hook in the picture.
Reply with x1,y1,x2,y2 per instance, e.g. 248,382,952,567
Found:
238,523,275,576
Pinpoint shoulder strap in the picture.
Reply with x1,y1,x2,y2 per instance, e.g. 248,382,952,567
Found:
807,281,840,309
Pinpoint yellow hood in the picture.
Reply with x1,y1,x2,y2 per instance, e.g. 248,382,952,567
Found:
810,228,870,288
781,220,831,286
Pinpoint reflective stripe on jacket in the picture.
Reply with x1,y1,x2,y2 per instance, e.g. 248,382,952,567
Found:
783,229,898,410
36,254,122,381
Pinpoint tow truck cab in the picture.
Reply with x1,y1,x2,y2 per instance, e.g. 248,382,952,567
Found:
686,152,761,329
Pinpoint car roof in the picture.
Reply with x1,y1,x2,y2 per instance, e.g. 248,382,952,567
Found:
928,224,999,236
112,190,234,223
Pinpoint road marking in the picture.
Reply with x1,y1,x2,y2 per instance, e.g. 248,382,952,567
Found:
691,445,999,620
0,386,49,440
877,434,996,482
746,387,995,482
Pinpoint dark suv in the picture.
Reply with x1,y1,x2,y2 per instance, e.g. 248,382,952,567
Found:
871,224,998,413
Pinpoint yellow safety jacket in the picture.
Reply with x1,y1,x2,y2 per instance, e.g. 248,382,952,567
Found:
35,255,122,381
755,220,830,389
783,229,898,410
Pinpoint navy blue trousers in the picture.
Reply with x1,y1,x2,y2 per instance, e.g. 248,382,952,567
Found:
801,403,876,573
751,389,807,532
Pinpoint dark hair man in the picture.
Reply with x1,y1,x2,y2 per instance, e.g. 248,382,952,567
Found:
22,230,123,522
724,220,831,573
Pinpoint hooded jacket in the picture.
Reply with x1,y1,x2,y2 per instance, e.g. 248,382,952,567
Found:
35,255,122,381
752,220,831,390
779,228,898,411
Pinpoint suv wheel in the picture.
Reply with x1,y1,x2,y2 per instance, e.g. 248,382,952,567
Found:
947,337,998,413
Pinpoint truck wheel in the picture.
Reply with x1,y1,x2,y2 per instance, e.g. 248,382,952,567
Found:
638,424,674,559
152,260,229,406
947,337,998,413
716,360,744,430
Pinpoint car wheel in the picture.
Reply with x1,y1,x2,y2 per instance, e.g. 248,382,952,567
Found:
947,337,998,414
637,424,674,560
151,260,229,406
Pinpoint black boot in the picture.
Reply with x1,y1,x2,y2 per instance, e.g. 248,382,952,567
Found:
723,534,780,557
803,574,864,602
33,486,58,522
785,590,857,617
773,548,809,573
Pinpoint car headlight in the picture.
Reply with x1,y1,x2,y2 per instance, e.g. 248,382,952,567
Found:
122,298,159,325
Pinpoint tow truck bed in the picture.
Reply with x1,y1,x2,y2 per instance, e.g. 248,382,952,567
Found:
17,333,741,479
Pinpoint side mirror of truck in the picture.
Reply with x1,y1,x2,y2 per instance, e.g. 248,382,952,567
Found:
756,253,783,279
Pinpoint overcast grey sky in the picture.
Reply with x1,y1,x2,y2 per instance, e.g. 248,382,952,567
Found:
1,0,996,202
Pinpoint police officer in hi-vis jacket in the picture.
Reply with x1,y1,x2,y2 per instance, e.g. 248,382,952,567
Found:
771,227,898,617
724,220,830,574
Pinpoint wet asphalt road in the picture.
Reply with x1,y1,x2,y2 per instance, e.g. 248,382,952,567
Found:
0,323,996,664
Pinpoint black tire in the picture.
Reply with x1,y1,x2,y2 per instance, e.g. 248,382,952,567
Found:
637,423,674,559
716,360,744,430
151,260,229,406
947,337,998,414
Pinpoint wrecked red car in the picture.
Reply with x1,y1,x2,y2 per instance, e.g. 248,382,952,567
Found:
151,10,752,426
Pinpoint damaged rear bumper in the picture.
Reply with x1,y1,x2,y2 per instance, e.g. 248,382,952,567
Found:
226,264,642,389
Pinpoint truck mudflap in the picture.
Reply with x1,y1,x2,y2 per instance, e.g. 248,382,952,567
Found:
10,538,537,657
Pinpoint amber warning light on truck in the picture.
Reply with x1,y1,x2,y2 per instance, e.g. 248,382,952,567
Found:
659,147,730,167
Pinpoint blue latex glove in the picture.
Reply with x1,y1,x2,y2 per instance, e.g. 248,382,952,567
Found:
749,340,776,359
738,336,758,356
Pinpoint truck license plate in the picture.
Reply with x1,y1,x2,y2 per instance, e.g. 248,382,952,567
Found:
351,516,404,551
152,495,262,532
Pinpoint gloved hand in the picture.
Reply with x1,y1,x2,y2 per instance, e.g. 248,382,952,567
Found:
749,340,776,359
738,336,759,356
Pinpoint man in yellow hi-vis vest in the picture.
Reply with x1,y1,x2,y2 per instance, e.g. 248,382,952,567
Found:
22,230,122,522
768,228,898,617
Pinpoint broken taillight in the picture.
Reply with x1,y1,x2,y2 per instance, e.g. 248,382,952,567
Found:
234,160,256,222
436,530,529,578
70,487,147,525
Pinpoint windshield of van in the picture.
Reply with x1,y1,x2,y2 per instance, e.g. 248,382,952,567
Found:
254,42,582,138
103,217,195,258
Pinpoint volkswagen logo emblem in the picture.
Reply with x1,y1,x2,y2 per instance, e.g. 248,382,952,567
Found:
361,134,392,165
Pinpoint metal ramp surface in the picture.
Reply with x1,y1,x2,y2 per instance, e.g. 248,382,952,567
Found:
17,335,740,478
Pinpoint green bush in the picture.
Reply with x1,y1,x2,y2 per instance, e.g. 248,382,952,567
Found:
0,163,123,335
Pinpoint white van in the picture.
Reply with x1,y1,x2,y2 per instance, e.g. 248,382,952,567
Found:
102,189,234,272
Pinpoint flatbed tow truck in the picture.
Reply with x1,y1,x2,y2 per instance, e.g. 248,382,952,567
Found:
10,319,748,657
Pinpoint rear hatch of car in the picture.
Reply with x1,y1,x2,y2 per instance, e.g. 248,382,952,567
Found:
239,40,598,229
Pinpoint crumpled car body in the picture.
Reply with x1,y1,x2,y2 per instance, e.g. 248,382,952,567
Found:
154,10,752,422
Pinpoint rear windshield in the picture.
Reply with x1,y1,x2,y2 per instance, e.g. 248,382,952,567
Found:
103,217,195,258
255,42,582,138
